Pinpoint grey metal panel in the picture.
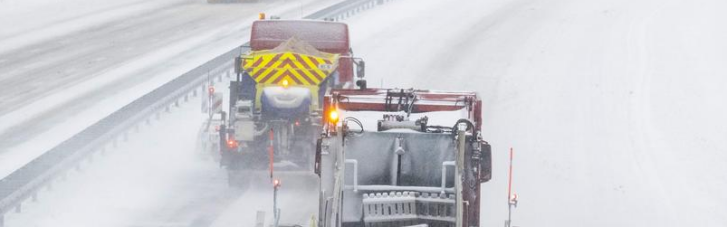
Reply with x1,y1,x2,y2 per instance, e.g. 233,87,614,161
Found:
341,131,457,223
344,132,456,187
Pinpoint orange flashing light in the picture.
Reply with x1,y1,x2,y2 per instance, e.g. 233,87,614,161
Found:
281,79,289,88
259,13,266,20
328,109,339,124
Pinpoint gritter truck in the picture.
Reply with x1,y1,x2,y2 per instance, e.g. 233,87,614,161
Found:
219,18,366,186
314,88,492,227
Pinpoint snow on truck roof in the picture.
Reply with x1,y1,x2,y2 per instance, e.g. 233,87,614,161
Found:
250,20,350,54
329,88,480,113
341,109,470,133
328,88,481,133
331,88,478,99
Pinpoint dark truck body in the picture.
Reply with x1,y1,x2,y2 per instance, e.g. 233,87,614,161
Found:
221,19,364,186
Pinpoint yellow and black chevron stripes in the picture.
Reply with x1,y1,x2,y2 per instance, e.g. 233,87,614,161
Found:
242,52,339,86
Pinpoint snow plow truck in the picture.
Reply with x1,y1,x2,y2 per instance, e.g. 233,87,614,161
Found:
314,88,492,227
219,18,366,186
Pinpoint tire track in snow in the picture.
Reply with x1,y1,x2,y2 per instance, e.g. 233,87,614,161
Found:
623,1,681,224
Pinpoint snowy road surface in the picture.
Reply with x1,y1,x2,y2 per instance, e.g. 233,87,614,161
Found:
4,81,319,227
349,0,727,226
4,0,727,226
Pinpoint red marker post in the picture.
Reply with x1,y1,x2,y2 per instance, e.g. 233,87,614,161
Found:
508,148,513,203
206,85,215,117
268,129,275,180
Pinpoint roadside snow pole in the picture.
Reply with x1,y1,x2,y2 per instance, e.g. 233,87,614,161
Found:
269,129,275,180
506,148,518,227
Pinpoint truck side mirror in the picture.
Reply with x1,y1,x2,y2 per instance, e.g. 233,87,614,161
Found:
356,80,367,90
314,138,323,176
313,138,323,177
356,60,365,78
234,57,242,75
480,142,492,183
219,124,228,153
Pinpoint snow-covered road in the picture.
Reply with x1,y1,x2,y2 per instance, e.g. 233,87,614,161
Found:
4,0,727,226
0,0,341,178
4,99,235,227
3,80,319,227
349,0,727,226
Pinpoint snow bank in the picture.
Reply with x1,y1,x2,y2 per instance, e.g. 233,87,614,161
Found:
0,0,188,53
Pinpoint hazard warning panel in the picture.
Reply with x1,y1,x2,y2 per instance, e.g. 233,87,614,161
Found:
241,37,339,86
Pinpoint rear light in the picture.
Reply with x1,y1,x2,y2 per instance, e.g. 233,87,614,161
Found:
227,139,238,149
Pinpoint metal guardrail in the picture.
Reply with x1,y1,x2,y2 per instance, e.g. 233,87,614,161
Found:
305,0,385,20
0,0,396,225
